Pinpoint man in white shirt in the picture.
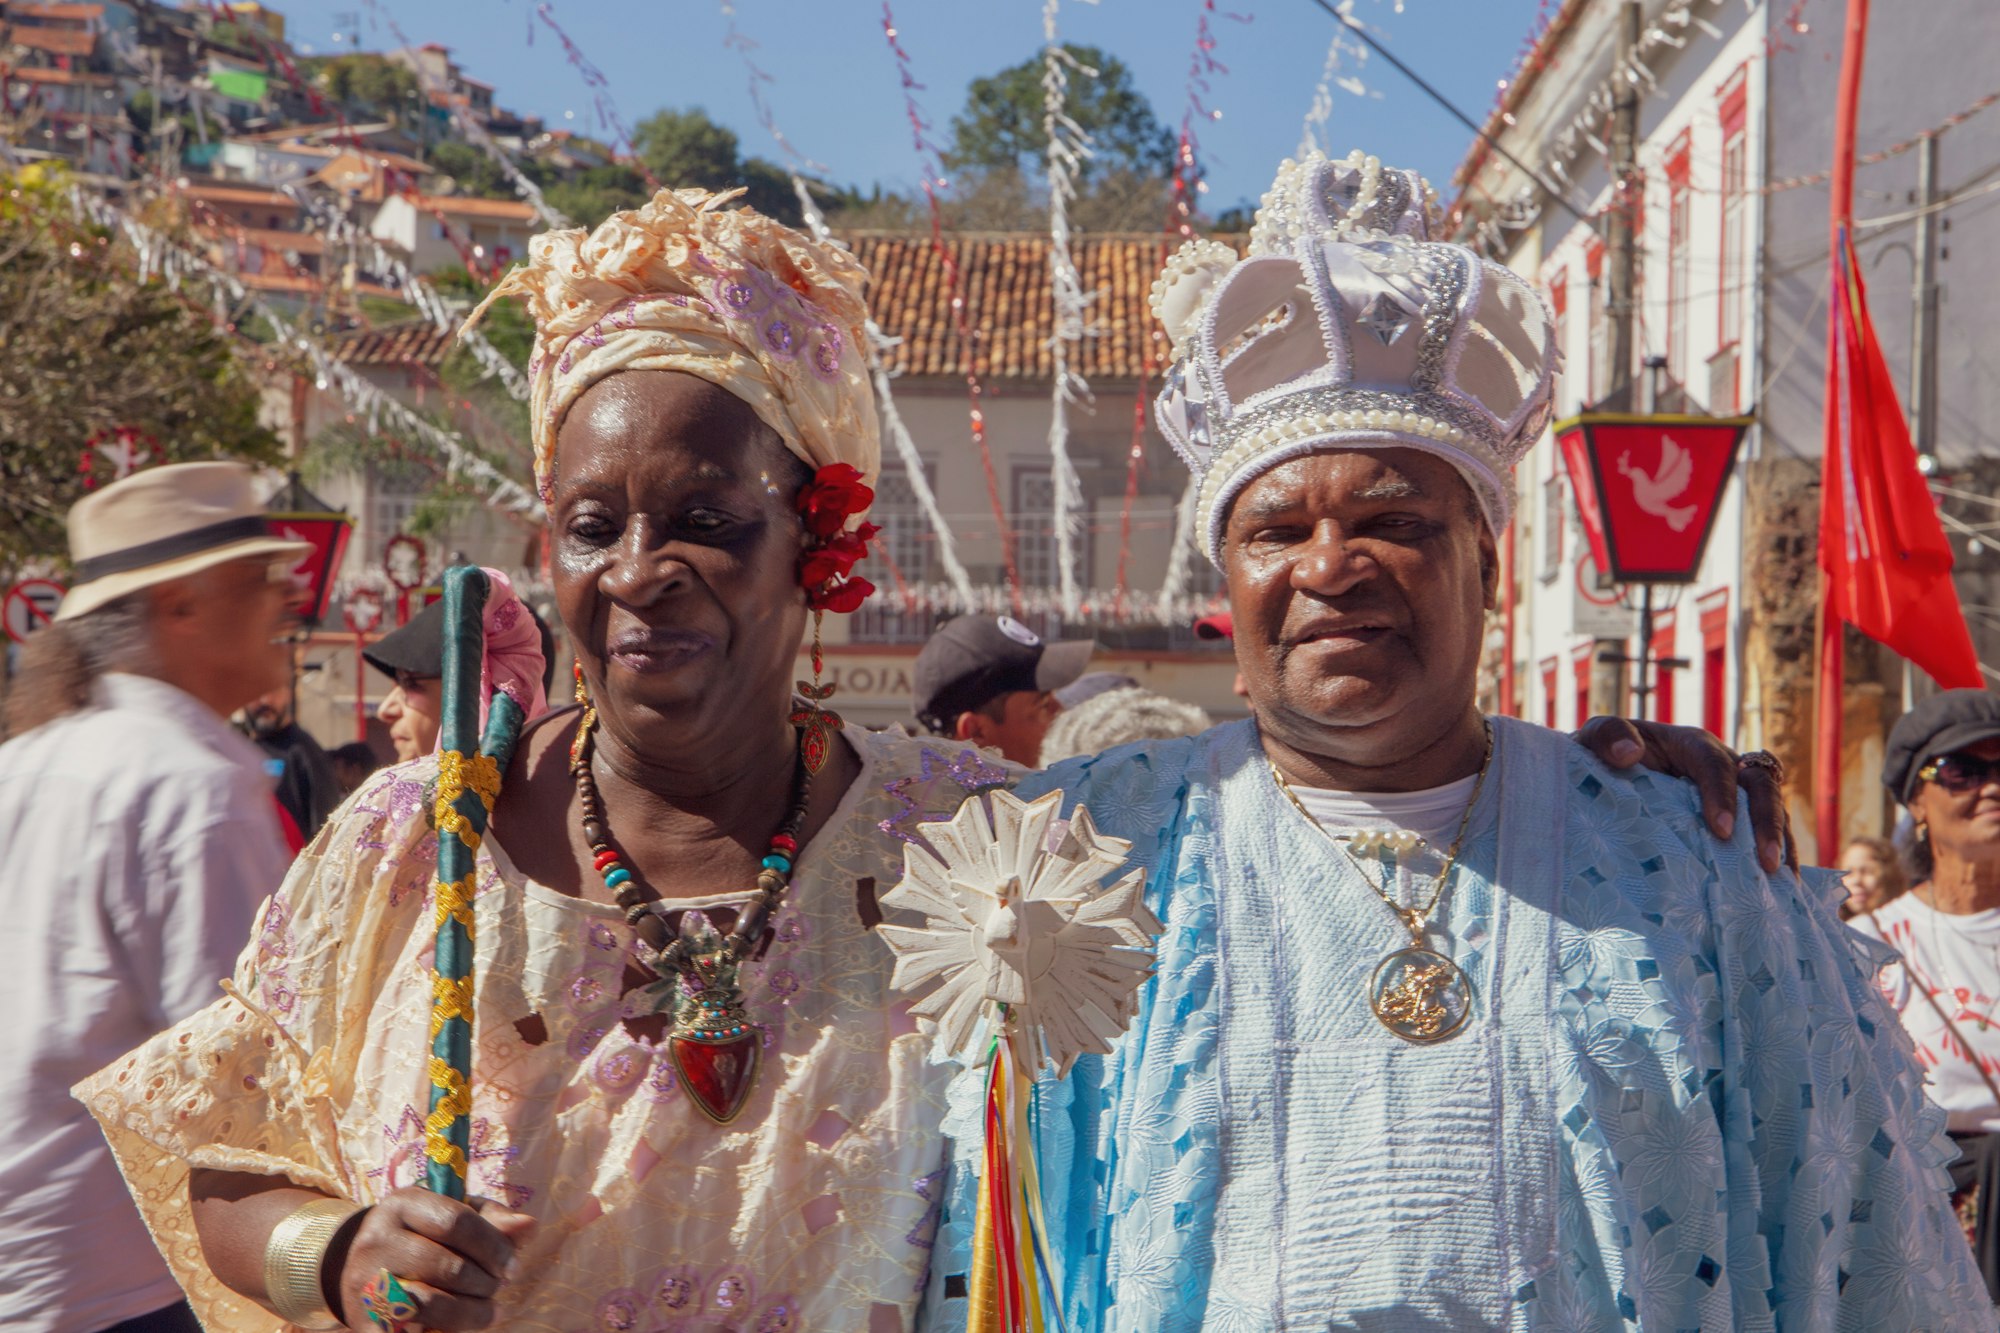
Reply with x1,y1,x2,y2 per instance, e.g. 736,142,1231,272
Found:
0,463,308,1333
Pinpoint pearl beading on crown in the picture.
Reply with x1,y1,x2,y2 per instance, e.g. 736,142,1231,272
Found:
1149,148,1558,566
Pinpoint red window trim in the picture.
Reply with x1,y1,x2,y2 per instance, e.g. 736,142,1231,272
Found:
1540,656,1560,730
1664,129,1692,187
1698,588,1730,739
1716,63,1749,139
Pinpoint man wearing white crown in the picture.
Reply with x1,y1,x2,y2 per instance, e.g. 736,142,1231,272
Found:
922,152,1994,1331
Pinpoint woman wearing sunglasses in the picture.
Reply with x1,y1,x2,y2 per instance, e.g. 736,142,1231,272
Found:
1858,688,2000,1301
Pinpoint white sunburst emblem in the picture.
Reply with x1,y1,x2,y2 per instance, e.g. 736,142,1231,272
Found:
877,788,1163,1076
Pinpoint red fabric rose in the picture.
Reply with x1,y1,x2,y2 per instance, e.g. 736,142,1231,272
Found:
797,463,875,539
808,576,875,614
798,522,881,587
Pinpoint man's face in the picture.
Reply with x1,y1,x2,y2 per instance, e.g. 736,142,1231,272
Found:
242,687,291,737
167,556,297,714
957,688,1061,767
1221,448,1496,768
378,671,442,762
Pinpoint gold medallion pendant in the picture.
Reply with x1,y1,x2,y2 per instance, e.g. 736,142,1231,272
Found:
1368,945,1472,1043
1268,720,1494,1046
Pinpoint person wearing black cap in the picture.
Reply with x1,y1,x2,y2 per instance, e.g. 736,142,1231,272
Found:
364,598,558,762
1857,688,2000,1298
912,614,1093,766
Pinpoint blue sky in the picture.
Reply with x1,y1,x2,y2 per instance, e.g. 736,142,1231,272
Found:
274,0,1544,216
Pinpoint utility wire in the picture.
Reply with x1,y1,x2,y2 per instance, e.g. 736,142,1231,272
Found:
1301,0,1589,224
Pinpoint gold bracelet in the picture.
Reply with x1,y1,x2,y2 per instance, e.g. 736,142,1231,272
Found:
262,1196,362,1330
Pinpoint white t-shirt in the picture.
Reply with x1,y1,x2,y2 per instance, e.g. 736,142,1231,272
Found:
1288,774,1482,847
0,674,289,1331
1852,892,2000,1132
1286,773,1483,918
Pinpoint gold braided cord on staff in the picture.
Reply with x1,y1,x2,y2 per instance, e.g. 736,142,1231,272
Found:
433,872,477,930
436,750,501,844
424,1056,473,1178
429,974,476,1039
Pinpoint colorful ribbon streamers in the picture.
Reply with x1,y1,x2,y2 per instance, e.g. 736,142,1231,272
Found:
968,1036,1070,1333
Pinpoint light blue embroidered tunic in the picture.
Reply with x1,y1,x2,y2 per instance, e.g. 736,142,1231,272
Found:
920,717,1994,1332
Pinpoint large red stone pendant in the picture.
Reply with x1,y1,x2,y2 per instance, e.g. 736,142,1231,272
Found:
663,919,764,1124
670,1031,761,1124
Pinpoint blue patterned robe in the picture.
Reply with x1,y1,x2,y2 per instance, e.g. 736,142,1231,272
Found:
920,717,1994,1331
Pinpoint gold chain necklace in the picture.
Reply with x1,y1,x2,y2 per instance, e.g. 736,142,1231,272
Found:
1268,720,1494,1044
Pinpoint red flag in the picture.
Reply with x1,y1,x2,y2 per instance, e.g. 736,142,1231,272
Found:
1817,232,1982,691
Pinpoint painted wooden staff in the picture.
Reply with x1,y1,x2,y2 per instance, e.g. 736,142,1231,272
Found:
423,566,526,1200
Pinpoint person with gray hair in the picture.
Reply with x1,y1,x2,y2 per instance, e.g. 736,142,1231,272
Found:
0,463,306,1333
1038,686,1213,765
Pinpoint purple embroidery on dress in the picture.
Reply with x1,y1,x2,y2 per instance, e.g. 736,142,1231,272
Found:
595,1289,645,1331
712,1270,755,1311
651,1269,696,1310
566,971,607,1009
768,969,801,1000
758,1300,800,1333
491,600,522,633
907,1166,946,1248
588,921,618,952
878,747,1011,846
592,1042,646,1096
567,1010,614,1062
763,318,796,356
641,1046,682,1104
811,335,842,379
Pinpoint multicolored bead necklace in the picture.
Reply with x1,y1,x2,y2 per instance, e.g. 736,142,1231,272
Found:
569,708,811,1123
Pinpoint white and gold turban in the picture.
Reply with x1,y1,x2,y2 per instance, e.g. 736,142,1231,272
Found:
467,186,881,501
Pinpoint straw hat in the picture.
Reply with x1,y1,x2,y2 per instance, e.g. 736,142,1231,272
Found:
57,462,312,621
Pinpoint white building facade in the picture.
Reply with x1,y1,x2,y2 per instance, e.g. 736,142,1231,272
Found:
1455,0,1769,747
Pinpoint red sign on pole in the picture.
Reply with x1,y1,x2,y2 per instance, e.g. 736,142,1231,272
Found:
269,512,353,625
1554,413,1753,584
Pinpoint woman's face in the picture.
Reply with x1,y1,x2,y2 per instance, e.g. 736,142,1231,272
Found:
1909,736,2000,865
1840,842,1888,910
551,370,810,759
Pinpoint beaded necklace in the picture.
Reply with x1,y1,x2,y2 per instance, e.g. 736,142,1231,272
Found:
570,710,810,1123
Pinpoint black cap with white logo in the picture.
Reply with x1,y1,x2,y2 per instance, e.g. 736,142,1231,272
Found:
912,615,1095,734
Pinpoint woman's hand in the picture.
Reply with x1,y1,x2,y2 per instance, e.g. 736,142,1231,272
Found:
1576,716,1795,873
332,1189,536,1330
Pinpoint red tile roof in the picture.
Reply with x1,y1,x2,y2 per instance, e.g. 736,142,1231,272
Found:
409,192,537,221
321,234,1227,382
332,320,455,368
5,25,96,55
178,181,298,209
845,232,1227,382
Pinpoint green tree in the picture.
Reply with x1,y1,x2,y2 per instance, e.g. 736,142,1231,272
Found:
0,167,282,568
946,45,1174,183
543,163,652,229
426,140,518,201
630,107,803,224
317,54,421,123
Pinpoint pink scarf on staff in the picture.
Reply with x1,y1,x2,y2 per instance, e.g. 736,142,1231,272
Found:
435,567,549,751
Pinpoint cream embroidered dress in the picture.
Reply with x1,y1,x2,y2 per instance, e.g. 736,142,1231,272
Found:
75,728,1012,1332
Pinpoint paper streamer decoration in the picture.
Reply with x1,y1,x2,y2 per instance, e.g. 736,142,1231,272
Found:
711,1,976,604
1039,2,1096,619
60,184,543,519
879,788,1162,1332
360,0,571,229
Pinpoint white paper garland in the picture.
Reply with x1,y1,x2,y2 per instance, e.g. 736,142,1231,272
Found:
276,184,531,402
65,184,544,519
1040,0,1098,620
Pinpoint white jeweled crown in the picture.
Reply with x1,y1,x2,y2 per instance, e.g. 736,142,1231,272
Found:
1151,149,1560,563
